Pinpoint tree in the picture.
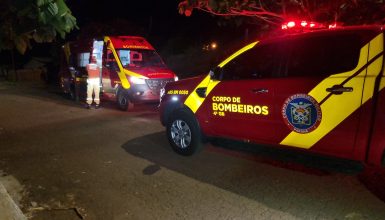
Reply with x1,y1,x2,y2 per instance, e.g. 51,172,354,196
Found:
178,0,385,27
0,0,77,54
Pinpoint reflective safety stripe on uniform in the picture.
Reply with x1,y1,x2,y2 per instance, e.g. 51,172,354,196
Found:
184,42,258,113
280,33,384,149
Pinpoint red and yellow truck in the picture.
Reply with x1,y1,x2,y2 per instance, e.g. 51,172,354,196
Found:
59,36,177,110
159,25,385,169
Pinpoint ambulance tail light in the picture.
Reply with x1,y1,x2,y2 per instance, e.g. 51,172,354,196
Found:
129,76,146,84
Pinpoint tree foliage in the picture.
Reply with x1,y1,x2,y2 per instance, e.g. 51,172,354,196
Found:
178,0,385,27
0,0,77,54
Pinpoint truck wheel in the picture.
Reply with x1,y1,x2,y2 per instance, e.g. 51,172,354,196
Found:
69,85,76,100
117,90,134,111
166,109,203,156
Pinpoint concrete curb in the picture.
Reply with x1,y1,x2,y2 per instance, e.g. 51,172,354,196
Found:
0,182,27,220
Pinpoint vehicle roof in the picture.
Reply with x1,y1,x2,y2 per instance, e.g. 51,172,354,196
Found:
259,25,385,44
106,36,155,50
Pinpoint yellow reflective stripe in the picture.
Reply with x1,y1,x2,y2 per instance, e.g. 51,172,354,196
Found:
184,42,257,113
104,36,131,89
184,75,220,113
281,77,366,148
380,76,385,91
183,42,258,113
363,34,384,103
363,57,383,102
307,44,369,103
280,33,383,149
218,42,258,68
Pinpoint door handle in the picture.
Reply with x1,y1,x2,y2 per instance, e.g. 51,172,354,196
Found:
326,85,353,95
251,88,269,93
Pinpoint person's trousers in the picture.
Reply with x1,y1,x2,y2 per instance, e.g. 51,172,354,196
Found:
86,78,100,105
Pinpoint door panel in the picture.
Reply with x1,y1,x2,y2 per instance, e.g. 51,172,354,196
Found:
199,79,276,142
198,31,380,158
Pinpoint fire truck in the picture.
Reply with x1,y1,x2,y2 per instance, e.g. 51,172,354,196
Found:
59,36,177,110
159,24,385,169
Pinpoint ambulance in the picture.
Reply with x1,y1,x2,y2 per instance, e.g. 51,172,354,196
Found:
59,36,177,110
159,24,385,169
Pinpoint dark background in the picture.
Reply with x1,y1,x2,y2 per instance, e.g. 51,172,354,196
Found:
1,0,253,81
64,0,251,77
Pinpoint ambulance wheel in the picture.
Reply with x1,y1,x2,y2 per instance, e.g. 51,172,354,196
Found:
69,85,76,100
166,109,203,156
117,90,134,111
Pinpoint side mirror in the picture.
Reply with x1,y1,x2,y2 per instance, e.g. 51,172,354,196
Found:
209,66,221,80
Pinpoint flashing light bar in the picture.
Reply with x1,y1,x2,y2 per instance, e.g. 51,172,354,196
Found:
328,23,338,29
281,20,332,30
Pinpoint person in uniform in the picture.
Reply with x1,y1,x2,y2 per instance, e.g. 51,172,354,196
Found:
86,56,101,109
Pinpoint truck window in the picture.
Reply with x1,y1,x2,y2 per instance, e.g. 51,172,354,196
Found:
116,49,166,68
106,50,119,71
77,52,90,67
219,32,366,80
119,50,130,66
284,34,361,77
219,43,282,80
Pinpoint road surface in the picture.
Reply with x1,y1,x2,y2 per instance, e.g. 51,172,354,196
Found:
0,81,384,220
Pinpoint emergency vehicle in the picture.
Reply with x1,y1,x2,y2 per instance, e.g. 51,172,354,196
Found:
59,36,177,110
159,24,385,169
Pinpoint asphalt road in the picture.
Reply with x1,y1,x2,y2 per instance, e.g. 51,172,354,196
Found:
0,81,385,220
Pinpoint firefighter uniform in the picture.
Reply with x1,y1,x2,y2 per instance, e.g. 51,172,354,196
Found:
86,59,100,108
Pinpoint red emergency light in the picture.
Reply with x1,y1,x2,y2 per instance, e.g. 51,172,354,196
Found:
281,20,328,30
328,23,338,29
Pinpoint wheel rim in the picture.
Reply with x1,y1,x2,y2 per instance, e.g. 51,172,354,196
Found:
170,119,192,149
119,94,127,106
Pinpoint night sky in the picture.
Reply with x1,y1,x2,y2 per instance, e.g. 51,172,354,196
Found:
65,0,247,52
17,0,250,78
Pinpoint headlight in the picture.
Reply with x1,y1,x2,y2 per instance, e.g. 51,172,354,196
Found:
130,76,146,84
174,76,179,81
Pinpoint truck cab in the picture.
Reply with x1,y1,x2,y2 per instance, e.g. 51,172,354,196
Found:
59,36,177,110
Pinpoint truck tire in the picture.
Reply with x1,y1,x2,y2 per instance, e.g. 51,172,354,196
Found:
69,85,76,101
166,109,203,156
117,89,134,111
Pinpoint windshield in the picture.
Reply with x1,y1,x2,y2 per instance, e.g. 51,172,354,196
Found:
116,49,166,69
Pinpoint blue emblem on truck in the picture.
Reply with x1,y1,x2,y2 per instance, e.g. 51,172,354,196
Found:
282,94,322,133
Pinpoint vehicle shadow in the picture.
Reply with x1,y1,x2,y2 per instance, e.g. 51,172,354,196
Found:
121,132,385,219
